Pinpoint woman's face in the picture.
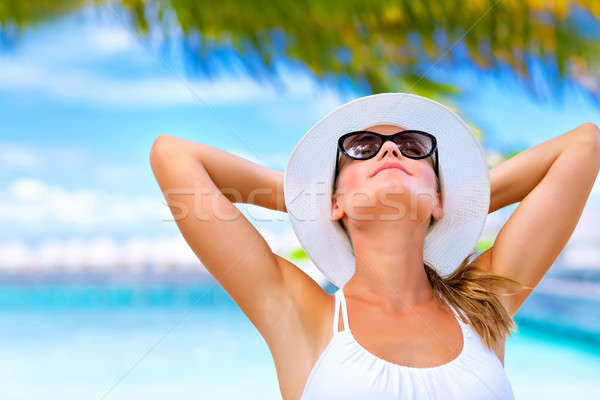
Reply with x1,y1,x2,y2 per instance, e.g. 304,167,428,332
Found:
331,124,443,226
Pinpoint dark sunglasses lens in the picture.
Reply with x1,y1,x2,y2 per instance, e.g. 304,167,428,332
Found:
393,132,433,157
342,133,381,158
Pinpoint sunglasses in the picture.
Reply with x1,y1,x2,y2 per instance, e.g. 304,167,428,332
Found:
334,129,439,180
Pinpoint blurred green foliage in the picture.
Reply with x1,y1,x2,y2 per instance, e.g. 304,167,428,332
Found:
127,0,600,104
2,0,599,155
0,0,87,29
287,247,309,261
2,1,599,101
475,237,495,252
505,149,524,159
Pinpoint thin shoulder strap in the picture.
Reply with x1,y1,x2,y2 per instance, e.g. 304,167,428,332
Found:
332,289,350,333
332,290,340,334
338,288,350,332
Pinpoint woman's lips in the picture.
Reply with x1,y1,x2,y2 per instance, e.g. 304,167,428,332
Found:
372,162,410,177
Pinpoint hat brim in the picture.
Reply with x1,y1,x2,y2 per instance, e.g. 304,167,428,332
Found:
284,93,490,288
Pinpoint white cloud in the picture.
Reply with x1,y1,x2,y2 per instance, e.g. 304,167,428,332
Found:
0,143,147,192
562,245,600,268
92,164,139,184
9,178,48,201
308,89,347,120
0,38,344,109
18,22,140,63
0,11,347,114
0,178,169,230
0,177,293,237
0,58,287,106
0,144,40,170
0,142,91,172
87,26,136,55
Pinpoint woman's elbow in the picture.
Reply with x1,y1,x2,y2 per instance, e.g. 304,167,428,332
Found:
149,134,178,168
577,123,600,146
572,123,600,162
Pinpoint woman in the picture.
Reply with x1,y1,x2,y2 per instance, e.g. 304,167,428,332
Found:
149,93,600,399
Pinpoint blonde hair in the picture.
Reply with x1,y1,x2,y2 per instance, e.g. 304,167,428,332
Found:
425,252,530,350
333,150,531,351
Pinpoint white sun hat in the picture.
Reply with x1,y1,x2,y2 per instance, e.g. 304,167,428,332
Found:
283,92,490,289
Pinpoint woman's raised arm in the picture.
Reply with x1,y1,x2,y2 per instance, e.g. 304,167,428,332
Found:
149,134,327,349
475,123,600,317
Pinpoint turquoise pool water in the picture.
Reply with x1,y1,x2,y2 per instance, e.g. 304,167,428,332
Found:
0,282,598,399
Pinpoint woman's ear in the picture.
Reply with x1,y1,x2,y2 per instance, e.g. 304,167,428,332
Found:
331,193,345,221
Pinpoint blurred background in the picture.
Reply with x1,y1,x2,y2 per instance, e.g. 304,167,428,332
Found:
1,0,599,398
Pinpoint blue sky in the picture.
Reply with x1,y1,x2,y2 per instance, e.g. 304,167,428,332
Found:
0,6,598,261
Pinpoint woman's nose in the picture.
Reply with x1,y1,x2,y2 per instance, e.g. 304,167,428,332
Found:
376,139,402,160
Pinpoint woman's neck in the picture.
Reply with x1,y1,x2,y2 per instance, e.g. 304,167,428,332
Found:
344,220,434,313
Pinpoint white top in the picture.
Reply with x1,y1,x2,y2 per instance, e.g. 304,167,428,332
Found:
301,288,515,399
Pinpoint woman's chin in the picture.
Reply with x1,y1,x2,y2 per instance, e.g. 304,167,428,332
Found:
373,179,413,197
